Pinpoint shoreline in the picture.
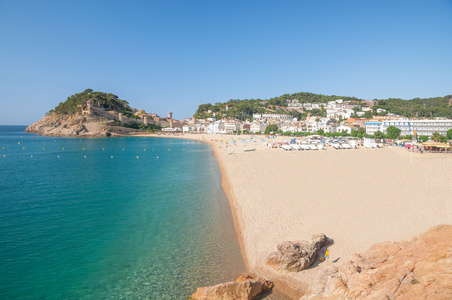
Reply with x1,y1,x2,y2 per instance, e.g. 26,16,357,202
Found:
28,131,452,298
140,133,452,298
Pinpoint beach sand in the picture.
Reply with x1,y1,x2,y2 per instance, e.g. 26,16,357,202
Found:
142,133,452,298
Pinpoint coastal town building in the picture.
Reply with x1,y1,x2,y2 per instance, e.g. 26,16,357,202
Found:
250,123,267,133
381,119,452,137
253,113,293,121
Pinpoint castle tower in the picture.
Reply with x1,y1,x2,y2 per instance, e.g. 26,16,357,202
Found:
87,99,94,115
118,113,124,124
192,116,196,125
168,112,173,119
144,116,149,126
169,119,173,128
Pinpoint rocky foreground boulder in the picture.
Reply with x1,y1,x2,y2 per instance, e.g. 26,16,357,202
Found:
266,234,333,273
189,274,274,300
302,225,452,299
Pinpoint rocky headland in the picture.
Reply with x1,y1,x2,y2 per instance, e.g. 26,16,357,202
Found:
25,89,172,137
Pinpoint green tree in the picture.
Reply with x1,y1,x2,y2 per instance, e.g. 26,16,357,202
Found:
316,129,325,135
419,135,429,143
446,129,452,140
264,124,278,134
432,132,442,142
386,126,401,139
363,111,373,119
374,130,385,139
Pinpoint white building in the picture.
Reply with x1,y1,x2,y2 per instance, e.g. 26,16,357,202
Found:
381,119,452,137
206,121,225,134
365,122,383,135
250,123,267,133
224,121,241,133
326,108,353,120
253,113,292,121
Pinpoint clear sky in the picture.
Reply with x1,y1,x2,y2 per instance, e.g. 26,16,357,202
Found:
1,0,451,125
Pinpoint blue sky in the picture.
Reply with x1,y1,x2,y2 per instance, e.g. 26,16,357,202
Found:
1,0,451,125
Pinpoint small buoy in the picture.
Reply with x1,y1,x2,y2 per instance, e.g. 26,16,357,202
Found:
43,148,45,150
18,142,20,144
23,147,25,150
136,156,139,159
183,149,185,151
122,148,124,151
102,148,104,151
157,156,159,158
62,148,64,150
144,149,146,151
111,156,113,158
83,148,85,150
3,155,5,157
57,155,60,158
2,147,4,149
152,149,154,151
84,156,86,158
31,155,33,158
168,149,170,151
21,136,22,138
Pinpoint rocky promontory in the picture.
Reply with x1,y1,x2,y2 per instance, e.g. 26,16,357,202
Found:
25,113,142,137
25,89,169,137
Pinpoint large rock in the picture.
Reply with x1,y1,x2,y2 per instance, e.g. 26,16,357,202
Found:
189,274,273,300
302,225,452,299
266,234,333,273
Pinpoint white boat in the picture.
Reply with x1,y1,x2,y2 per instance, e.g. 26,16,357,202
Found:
244,148,256,152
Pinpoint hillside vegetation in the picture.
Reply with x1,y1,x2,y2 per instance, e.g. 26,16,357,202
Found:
49,89,134,116
195,91,452,120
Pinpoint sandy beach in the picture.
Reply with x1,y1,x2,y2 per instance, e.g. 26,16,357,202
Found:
142,133,452,297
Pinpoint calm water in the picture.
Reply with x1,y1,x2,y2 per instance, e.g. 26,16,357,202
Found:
0,126,244,299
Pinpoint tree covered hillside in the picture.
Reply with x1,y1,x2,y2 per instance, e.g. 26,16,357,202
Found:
195,91,452,120
50,89,134,115
374,96,452,119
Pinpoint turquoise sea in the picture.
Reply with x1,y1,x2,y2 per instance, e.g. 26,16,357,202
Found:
0,125,245,299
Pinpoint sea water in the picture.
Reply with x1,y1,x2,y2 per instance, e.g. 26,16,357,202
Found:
0,126,245,299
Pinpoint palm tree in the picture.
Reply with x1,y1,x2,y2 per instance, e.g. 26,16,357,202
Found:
432,132,442,142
